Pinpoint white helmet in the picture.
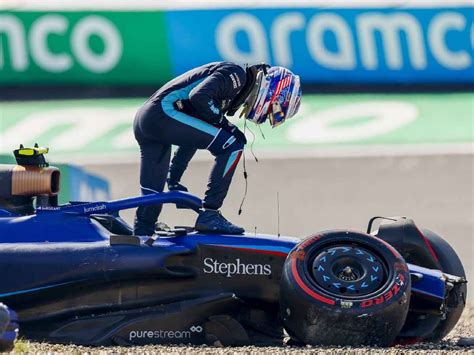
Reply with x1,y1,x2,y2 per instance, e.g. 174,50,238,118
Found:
242,66,302,128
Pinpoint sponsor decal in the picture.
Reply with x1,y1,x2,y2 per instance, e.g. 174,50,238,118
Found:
229,72,241,88
83,203,106,213
129,325,202,341
360,272,406,308
167,8,473,83
208,100,220,115
222,136,236,149
175,100,184,110
0,12,172,85
298,234,322,250
291,249,306,261
340,300,353,309
203,257,271,278
0,14,122,74
37,206,61,211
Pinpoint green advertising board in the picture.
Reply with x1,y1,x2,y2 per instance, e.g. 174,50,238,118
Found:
0,11,172,84
1,5,473,86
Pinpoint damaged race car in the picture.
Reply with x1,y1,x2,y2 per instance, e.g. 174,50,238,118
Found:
0,146,468,347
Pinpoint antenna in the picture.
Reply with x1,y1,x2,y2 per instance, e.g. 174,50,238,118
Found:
277,192,281,237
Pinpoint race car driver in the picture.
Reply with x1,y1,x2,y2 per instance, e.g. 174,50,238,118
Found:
133,61,301,236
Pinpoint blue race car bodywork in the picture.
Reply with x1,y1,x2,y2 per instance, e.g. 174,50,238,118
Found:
0,191,466,346
0,192,446,297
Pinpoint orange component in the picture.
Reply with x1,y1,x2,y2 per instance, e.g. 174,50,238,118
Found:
11,166,60,196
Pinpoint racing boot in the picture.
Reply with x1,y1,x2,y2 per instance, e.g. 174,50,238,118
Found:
143,222,172,247
133,223,155,237
167,180,188,192
134,219,169,237
168,181,190,209
195,209,244,235
155,222,171,233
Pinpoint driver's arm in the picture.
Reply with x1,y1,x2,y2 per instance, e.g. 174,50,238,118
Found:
188,64,246,125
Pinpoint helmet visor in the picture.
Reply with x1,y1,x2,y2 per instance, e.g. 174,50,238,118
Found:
268,101,286,128
268,74,301,128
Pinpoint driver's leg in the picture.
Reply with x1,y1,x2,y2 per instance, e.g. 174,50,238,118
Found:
134,140,171,236
204,147,243,210
133,102,174,236
133,101,217,235
196,129,245,234
167,146,197,191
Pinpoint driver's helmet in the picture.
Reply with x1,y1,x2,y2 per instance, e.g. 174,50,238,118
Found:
243,66,301,128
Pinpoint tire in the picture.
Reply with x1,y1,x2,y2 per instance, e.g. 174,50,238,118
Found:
280,231,411,346
412,229,467,342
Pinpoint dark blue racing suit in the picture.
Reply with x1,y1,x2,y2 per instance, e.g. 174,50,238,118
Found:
133,62,248,235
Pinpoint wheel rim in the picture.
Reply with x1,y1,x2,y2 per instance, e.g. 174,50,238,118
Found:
311,245,386,297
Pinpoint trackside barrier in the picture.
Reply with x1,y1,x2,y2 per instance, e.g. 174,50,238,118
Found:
0,3,472,84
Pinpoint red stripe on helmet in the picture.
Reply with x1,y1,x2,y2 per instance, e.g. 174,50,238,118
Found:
269,82,282,105
269,76,292,108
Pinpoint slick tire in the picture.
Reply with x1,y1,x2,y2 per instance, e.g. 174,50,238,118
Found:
280,231,411,346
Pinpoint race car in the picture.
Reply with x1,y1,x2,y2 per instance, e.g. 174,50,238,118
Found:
0,146,468,347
